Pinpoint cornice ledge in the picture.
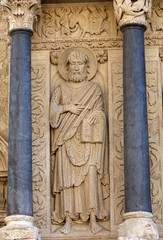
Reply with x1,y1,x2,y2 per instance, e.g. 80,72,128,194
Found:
113,0,152,28
0,0,41,32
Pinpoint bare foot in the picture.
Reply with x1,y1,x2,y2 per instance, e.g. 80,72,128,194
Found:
91,221,102,234
60,222,72,235
90,211,102,234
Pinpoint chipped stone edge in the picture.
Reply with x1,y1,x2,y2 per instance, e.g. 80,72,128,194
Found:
0,215,41,240
118,211,159,240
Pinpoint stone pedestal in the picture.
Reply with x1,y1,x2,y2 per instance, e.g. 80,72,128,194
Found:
118,212,159,240
0,215,40,240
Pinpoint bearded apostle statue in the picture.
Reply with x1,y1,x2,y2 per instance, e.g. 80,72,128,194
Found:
50,48,109,235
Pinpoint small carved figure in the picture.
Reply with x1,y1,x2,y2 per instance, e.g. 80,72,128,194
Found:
50,49,109,235
55,7,71,36
151,1,163,33
69,6,90,37
88,5,107,35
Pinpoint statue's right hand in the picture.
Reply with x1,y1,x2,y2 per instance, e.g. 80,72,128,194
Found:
68,104,85,115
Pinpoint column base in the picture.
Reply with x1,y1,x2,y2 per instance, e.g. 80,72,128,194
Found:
0,215,40,240
118,211,159,240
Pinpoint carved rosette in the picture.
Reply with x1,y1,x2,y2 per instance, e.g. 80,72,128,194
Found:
0,0,41,32
113,0,152,27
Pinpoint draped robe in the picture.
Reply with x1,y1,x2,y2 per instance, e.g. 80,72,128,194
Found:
50,80,109,223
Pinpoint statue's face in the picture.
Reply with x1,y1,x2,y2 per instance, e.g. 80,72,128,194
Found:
68,56,87,82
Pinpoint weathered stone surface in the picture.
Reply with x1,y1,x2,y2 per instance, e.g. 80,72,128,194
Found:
0,215,40,240
50,48,109,235
0,1,163,240
118,212,159,240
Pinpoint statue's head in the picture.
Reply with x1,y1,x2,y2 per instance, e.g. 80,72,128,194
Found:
67,50,89,82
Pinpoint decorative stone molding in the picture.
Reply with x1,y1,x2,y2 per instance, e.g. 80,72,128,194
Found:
0,215,40,240
118,211,159,240
0,0,41,32
113,0,152,27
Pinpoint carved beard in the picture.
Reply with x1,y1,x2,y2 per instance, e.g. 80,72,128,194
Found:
68,71,87,82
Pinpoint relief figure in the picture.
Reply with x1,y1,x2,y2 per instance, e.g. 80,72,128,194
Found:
50,48,109,235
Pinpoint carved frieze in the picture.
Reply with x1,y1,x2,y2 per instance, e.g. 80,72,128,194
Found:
0,0,41,31
149,0,163,34
33,3,115,40
32,38,123,51
30,1,163,51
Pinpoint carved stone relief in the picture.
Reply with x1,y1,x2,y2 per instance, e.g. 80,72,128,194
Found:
146,0,163,35
145,48,163,230
0,40,9,141
49,47,110,237
113,0,152,27
0,1,162,240
0,136,8,227
108,49,124,233
33,3,115,40
0,0,41,31
31,52,51,236
31,2,163,52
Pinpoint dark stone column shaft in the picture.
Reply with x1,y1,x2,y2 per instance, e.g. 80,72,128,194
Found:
121,24,152,213
7,29,33,216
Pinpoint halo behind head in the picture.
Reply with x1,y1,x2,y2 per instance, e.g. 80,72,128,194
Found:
58,47,97,81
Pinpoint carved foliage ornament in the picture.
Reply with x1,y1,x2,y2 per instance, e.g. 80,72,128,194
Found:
113,0,152,27
0,0,41,32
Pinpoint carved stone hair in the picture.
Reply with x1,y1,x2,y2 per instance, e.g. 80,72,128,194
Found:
67,50,90,76
67,50,89,65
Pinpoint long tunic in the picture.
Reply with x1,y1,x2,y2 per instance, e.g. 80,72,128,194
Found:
50,81,109,223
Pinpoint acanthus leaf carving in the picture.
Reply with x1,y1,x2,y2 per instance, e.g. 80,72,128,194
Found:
113,0,152,27
0,0,41,32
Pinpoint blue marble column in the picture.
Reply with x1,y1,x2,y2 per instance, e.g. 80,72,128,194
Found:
121,23,152,213
7,29,33,216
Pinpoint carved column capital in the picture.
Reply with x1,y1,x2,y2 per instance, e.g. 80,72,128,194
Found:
0,0,41,32
113,0,152,27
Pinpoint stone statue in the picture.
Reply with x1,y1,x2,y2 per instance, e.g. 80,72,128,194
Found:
50,48,109,235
